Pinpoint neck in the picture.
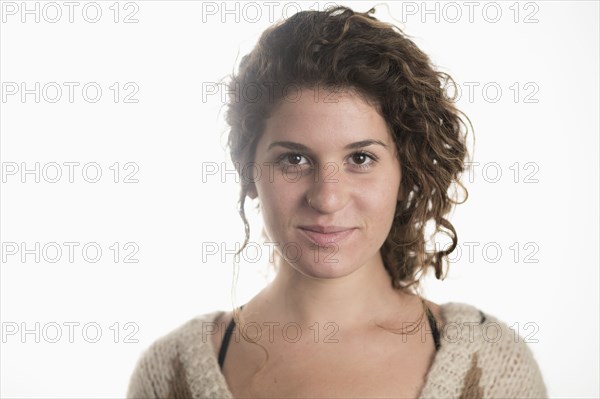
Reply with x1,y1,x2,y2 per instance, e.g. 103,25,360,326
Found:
245,255,418,331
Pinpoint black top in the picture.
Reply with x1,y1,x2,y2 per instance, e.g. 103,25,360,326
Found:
217,305,486,370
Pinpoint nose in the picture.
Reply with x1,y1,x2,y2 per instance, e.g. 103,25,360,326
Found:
305,162,350,214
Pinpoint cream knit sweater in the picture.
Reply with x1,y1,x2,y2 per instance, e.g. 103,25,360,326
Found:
126,302,548,398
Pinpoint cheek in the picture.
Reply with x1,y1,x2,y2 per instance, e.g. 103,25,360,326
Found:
361,188,397,221
358,175,400,229
256,178,303,234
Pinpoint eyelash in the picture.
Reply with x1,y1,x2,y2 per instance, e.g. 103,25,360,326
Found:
275,151,379,171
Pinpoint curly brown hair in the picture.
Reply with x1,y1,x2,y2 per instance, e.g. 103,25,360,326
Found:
225,5,472,295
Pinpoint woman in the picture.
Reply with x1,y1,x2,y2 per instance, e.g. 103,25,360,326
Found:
127,5,547,398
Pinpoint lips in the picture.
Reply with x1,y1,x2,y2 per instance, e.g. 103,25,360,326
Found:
298,226,356,247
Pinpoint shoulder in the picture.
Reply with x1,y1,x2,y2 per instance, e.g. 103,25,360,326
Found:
420,302,548,399
126,310,232,399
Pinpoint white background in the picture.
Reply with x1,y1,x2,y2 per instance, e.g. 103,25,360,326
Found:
1,0,598,397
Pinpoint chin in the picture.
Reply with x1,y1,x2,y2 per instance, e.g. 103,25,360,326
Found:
283,247,359,280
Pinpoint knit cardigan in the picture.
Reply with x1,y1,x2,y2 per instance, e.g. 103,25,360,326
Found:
126,302,548,398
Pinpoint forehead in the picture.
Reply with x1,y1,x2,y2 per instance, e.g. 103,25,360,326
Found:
264,86,391,142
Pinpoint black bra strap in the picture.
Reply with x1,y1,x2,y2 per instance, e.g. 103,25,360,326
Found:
218,305,244,370
479,310,486,323
425,306,441,351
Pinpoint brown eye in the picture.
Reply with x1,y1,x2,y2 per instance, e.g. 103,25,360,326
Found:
277,153,309,167
352,153,368,164
347,151,377,170
288,154,303,165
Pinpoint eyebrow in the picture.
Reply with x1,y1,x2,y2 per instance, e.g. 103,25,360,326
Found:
267,139,388,152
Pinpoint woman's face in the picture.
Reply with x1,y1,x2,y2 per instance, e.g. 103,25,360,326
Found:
251,86,402,279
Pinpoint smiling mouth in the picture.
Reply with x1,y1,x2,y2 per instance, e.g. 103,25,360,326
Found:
298,227,356,247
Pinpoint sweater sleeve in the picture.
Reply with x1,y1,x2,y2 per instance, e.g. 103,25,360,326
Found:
125,313,232,399
126,334,195,399
478,316,548,398
126,348,154,398
126,339,171,398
